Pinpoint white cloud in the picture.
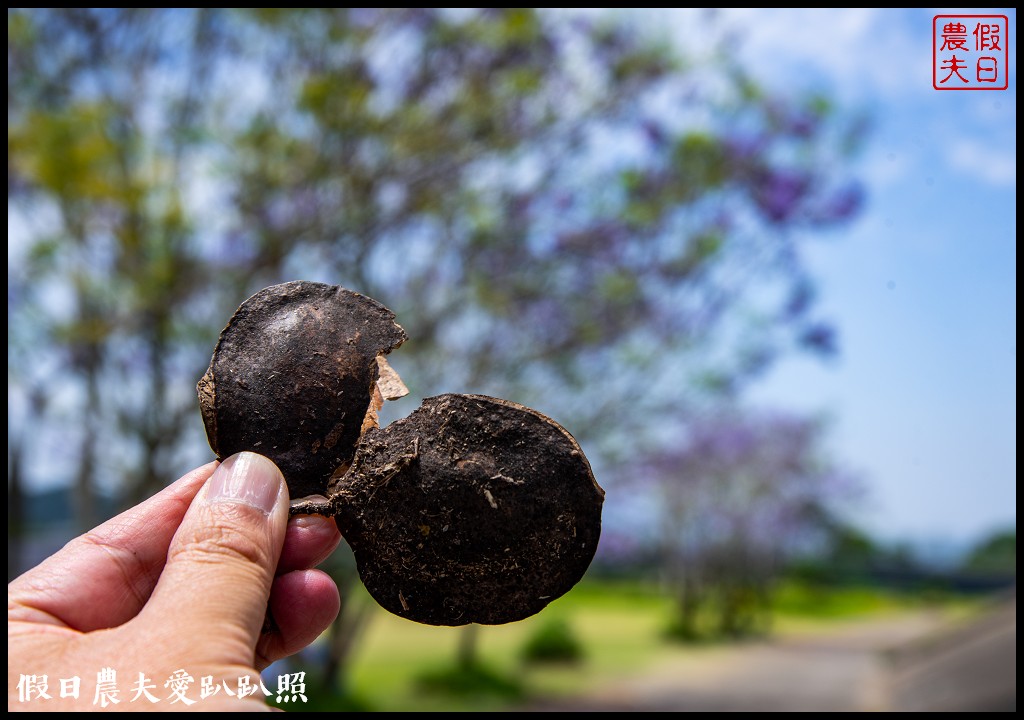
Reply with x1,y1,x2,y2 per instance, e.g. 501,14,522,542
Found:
713,8,934,101
947,137,1017,186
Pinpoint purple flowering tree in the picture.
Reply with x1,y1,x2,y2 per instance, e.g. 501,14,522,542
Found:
635,410,861,638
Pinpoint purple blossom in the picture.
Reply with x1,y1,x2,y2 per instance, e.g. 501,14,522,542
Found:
753,169,812,223
723,134,765,165
812,183,864,224
799,323,837,356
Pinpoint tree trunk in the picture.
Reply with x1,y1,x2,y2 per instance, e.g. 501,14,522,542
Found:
675,574,702,639
457,624,480,670
322,567,373,695
75,350,101,531
8,430,25,581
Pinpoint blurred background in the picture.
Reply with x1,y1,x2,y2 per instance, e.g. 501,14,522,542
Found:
7,8,1015,711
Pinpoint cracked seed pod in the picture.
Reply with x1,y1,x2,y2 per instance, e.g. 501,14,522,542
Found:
198,281,407,498
198,282,604,626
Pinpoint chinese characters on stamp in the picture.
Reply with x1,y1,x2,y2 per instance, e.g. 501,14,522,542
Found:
934,15,1009,90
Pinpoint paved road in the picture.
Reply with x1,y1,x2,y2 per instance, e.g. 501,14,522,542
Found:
527,599,1015,712
887,596,1016,712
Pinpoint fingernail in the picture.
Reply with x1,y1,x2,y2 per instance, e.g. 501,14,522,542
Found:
207,452,283,514
290,513,333,531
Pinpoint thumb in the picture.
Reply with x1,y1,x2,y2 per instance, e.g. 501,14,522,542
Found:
141,452,289,666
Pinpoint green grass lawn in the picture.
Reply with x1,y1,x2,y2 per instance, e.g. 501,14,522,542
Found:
291,578,967,712
323,579,675,711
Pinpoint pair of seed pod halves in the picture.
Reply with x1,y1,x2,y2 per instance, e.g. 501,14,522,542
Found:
197,281,604,626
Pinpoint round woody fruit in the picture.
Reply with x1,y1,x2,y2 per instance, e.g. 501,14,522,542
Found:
198,282,604,626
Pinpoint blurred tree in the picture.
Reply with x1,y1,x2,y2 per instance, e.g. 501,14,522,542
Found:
962,527,1016,576
9,8,863,692
635,411,860,639
9,8,233,524
788,522,883,586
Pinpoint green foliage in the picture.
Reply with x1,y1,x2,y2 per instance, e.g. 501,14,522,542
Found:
773,581,911,619
663,585,772,643
285,680,374,713
414,662,524,700
962,528,1016,575
521,617,586,665
788,523,883,585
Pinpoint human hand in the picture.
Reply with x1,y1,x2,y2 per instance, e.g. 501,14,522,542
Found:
8,452,342,711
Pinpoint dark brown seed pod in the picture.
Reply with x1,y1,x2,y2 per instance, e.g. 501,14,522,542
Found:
309,394,605,626
199,283,605,626
198,281,407,498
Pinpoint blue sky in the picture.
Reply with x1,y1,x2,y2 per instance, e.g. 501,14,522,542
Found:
661,8,1016,545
